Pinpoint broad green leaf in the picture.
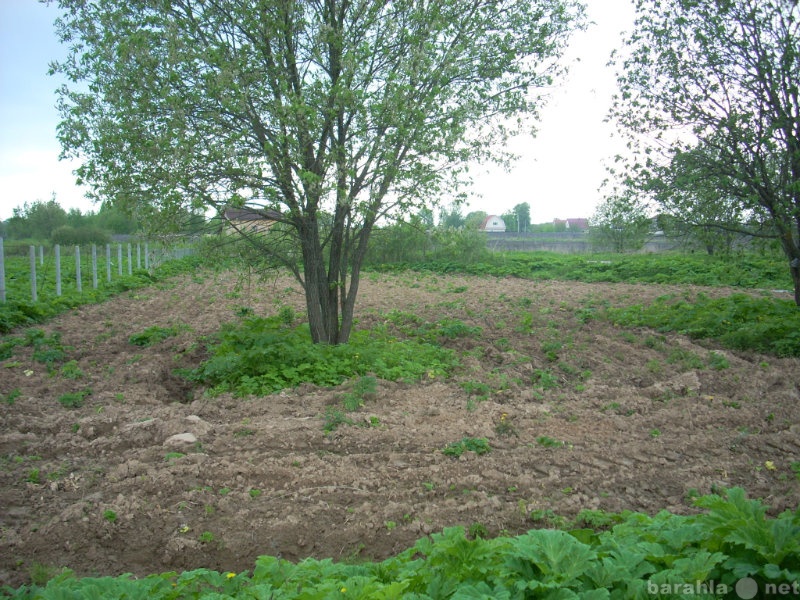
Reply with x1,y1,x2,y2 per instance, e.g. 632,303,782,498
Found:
509,529,597,585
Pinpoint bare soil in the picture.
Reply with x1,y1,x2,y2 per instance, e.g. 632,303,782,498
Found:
1,269,798,587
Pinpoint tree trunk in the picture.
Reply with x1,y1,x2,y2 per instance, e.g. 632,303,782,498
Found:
778,228,800,307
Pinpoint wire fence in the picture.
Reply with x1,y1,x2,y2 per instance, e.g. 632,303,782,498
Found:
0,237,195,304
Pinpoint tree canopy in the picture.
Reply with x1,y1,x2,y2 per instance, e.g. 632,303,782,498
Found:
52,0,585,343
611,0,800,303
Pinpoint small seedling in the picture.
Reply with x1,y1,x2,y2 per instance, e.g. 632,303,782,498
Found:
249,488,262,499
103,510,117,523
3,389,21,405
199,531,215,543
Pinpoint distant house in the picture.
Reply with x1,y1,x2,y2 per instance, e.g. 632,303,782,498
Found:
553,218,589,231
222,207,282,235
480,215,506,232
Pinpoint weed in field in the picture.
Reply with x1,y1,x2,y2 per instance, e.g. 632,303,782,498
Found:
468,522,487,539
277,305,295,325
460,380,491,403
26,468,41,484
128,324,188,347
3,388,21,405
26,330,70,369
536,436,564,448
541,340,562,361
103,510,117,523
515,311,535,334
442,437,491,458
494,413,518,437
58,389,91,409
59,360,84,380
708,351,730,370
199,531,215,543
342,375,377,410
323,406,353,434
532,368,560,390
249,489,262,499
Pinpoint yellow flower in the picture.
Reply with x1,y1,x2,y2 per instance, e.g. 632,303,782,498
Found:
226,572,236,579
765,461,777,471
340,587,347,593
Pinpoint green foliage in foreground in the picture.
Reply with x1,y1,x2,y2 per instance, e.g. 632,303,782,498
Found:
5,488,798,599
374,251,791,290
607,293,800,357
188,315,457,396
0,255,204,334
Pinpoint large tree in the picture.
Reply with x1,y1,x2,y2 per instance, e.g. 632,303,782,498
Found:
611,0,800,303
51,0,585,343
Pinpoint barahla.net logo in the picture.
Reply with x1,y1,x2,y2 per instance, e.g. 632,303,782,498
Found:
647,577,800,598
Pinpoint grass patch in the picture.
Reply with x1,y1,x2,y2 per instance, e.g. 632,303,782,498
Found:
607,293,800,357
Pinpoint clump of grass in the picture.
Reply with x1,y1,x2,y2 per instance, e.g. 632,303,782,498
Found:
129,324,188,347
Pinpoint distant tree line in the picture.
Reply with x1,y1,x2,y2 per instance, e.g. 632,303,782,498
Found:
0,197,209,246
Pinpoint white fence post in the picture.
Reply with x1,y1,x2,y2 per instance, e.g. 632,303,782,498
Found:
0,237,5,303
92,244,98,289
29,245,37,302
55,244,62,296
75,245,82,293
106,243,111,282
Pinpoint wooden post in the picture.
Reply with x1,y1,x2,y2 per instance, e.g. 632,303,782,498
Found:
55,244,62,296
0,237,6,303
29,245,37,302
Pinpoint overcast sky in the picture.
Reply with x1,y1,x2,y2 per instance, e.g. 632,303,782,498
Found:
0,0,636,224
